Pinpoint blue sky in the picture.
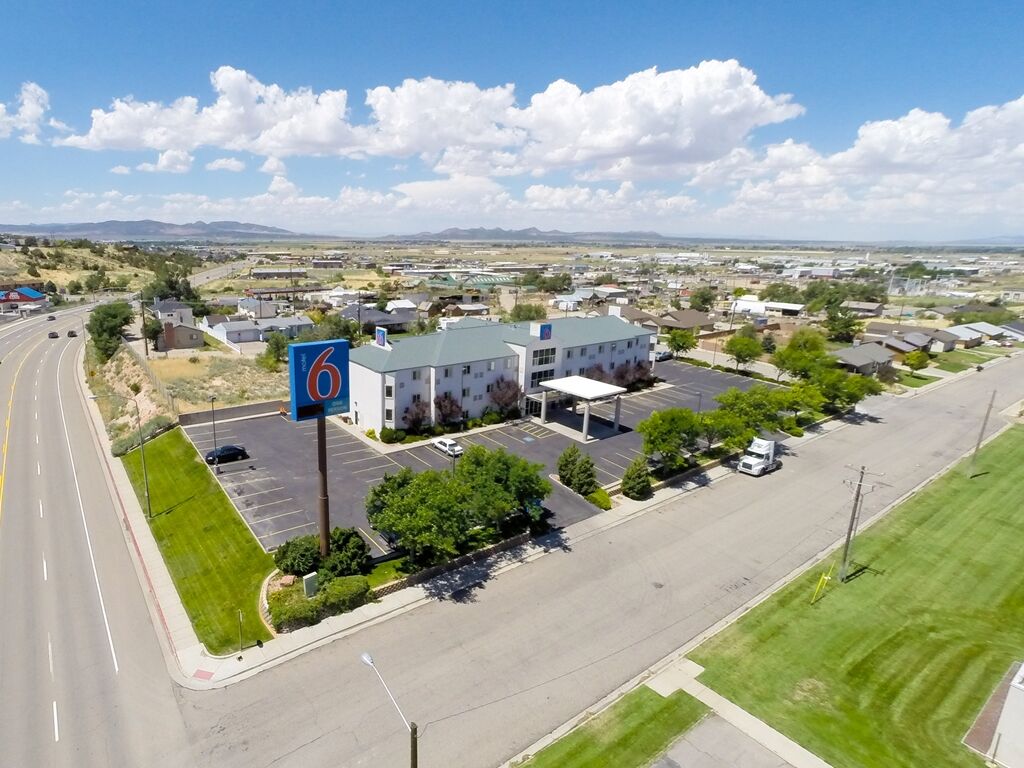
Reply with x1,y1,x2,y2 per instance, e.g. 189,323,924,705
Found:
1,0,1022,239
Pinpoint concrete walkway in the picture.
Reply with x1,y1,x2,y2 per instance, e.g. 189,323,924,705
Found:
653,715,797,768
646,659,833,768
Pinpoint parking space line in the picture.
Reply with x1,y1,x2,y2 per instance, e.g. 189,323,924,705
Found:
358,526,388,555
615,451,641,463
258,521,316,539
341,454,389,465
353,463,401,474
242,497,294,511
254,508,307,523
228,485,285,500
405,451,435,468
477,430,524,445
332,447,374,457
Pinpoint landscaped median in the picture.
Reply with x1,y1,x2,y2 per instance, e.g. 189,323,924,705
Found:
689,424,1024,767
121,427,274,655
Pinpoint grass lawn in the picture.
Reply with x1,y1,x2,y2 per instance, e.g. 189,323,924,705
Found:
898,369,939,388
935,359,971,373
519,687,708,768
122,427,274,654
690,425,1024,768
367,557,407,589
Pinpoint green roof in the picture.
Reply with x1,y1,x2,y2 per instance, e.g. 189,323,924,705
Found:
349,316,651,373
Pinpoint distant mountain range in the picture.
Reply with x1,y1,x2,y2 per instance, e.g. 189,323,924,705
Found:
383,226,674,244
0,219,299,240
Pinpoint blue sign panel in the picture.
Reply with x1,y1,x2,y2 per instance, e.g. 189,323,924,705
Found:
375,326,388,347
539,322,552,340
288,339,350,421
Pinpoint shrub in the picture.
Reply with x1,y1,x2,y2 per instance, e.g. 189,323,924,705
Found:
620,457,652,500
401,433,428,444
677,357,712,368
557,444,582,487
573,455,599,496
268,585,319,632
321,528,372,578
317,575,371,615
110,415,174,456
481,411,503,425
379,427,397,443
788,426,804,437
365,428,377,440
188,355,200,364
466,418,483,429
394,429,407,442
128,381,142,395
781,416,800,435
586,488,612,510
274,534,320,576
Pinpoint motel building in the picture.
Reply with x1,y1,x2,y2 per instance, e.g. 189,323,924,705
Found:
346,316,655,438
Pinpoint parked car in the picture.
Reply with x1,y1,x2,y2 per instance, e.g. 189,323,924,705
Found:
47,331,59,339
66,330,77,337
204,444,249,464
654,349,673,362
46,315,55,321
431,437,464,457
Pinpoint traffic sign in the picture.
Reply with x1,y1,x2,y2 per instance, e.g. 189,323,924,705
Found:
288,339,350,421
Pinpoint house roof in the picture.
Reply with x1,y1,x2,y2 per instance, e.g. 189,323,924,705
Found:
540,376,626,401
878,336,916,353
841,300,885,310
258,315,313,329
945,325,983,340
216,320,261,332
152,298,189,311
660,309,713,329
594,305,660,324
963,321,1007,336
14,286,45,300
901,331,933,348
830,343,894,367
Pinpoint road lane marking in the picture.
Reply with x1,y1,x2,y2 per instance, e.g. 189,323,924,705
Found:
48,633,54,680
36,433,39,444
42,553,47,581
52,701,59,742
39,499,43,518
56,342,119,675
37,461,40,475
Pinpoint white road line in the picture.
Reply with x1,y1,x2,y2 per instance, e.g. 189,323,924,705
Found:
39,499,43,518
342,454,390,465
36,433,39,444
242,497,293,511
56,343,119,675
52,701,59,742
229,485,285,500
353,463,401,474
35,411,38,420
253,508,306,523
37,461,41,475
257,521,317,539
42,553,48,581
48,633,54,680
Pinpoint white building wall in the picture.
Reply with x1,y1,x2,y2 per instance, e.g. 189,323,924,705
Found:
348,362,385,432
994,674,1024,768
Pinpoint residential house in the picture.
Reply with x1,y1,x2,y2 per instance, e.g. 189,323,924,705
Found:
339,305,417,334
876,335,918,360
384,299,417,313
960,321,1007,340
442,303,490,317
862,322,957,353
347,315,654,433
207,319,263,345
258,315,315,340
154,322,205,352
590,305,661,329
840,300,885,317
944,325,984,348
238,297,279,319
151,299,194,327
730,296,804,317
654,309,715,335
830,343,895,375
1000,288,1024,303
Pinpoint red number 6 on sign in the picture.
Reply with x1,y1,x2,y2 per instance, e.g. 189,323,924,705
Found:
307,347,342,401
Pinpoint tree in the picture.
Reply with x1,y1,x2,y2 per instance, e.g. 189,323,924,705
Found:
83,269,107,293
366,468,416,526
723,334,762,371
321,527,372,578
904,350,931,376
142,316,163,344
26,264,40,277
688,286,717,312
43,280,58,294
666,329,696,357
67,280,83,295
488,376,523,416
770,328,832,380
759,282,804,303
455,445,550,525
509,303,547,322
584,363,611,383
715,385,784,432
87,301,134,361
403,399,431,433
433,392,463,425
620,457,652,500
735,322,757,340
823,307,863,343
557,445,582,487
810,367,883,411
698,408,751,452
572,455,598,496
636,408,701,470
760,332,777,354
264,332,289,362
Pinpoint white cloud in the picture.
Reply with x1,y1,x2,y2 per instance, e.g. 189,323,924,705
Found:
260,156,287,174
0,82,50,143
205,156,245,172
137,149,193,173
110,164,132,175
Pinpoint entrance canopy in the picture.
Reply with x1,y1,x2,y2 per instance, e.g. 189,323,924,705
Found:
540,375,626,401
536,376,627,441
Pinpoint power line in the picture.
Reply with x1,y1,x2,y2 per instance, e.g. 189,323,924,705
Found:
839,464,884,582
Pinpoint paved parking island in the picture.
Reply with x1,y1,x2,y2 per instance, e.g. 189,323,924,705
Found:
183,363,770,552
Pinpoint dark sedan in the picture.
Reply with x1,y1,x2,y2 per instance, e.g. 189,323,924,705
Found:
204,444,249,465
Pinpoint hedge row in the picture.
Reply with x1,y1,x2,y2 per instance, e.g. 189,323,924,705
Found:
268,575,371,632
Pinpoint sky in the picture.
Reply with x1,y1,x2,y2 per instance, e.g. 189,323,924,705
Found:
1,0,1022,241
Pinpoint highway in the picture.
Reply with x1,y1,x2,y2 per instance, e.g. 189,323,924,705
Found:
0,310,193,768
0,302,1021,768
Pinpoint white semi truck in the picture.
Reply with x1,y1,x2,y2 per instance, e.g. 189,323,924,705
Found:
737,438,780,476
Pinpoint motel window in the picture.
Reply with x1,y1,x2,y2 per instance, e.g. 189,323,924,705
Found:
532,347,556,367
385,384,393,398
462,387,470,397
412,394,421,403
488,361,495,371
486,383,494,393
627,340,633,349
444,367,451,378
580,346,587,355
385,408,393,421
565,349,573,359
578,368,585,376
462,364,471,375
412,370,421,381
530,369,555,389
598,345,604,353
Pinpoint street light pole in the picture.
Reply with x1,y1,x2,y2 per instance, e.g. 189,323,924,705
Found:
361,652,417,768
209,395,219,473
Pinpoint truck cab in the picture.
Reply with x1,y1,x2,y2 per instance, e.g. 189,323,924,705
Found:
737,438,780,477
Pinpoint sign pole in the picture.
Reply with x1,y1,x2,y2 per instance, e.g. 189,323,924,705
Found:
317,414,330,557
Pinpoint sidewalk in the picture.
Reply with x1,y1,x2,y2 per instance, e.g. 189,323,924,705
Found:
686,346,789,381
76,336,850,690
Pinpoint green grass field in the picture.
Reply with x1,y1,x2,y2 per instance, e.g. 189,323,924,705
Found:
898,369,940,388
122,428,274,654
690,425,1024,768
519,687,708,768
367,557,407,589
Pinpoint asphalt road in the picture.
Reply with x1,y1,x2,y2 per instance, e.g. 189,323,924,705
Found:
176,355,1024,768
0,311,194,768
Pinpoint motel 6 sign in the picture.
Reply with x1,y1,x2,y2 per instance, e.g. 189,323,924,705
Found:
288,339,350,422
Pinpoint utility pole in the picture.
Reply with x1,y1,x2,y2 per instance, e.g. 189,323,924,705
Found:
970,389,997,474
839,465,882,582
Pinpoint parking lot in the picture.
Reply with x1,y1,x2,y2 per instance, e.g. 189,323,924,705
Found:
183,361,769,552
